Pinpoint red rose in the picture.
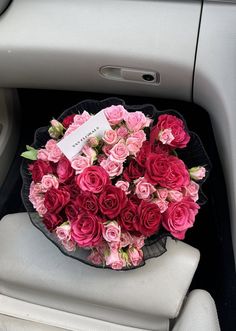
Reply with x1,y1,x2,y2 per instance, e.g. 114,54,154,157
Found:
135,200,161,237
62,114,76,128
44,187,70,214
57,156,74,182
136,141,151,167
145,154,190,189
43,213,62,231
162,197,199,239
76,192,98,214
123,160,144,182
76,166,110,193
99,185,127,219
30,160,53,183
153,114,190,149
71,213,103,247
65,203,79,221
119,199,138,232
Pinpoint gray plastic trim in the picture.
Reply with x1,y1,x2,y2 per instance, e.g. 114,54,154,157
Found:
0,0,11,15
194,2,236,264
0,0,201,101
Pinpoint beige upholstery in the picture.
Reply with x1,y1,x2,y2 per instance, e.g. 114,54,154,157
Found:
173,290,221,331
0,213,200,330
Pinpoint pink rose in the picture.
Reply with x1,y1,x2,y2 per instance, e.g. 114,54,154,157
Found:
76,166,110,193
120,232,133,248
128,247,143,267
189,166,206,181
153,198,169,213
162,197,200,239
103,221,121,242
104,105,127,125
115,180,129,193
100,158,123,178
105,250,126,270
37,149,49,161
156,188,168,200
73,111,91,126
103,130,118,145
126,131,146,156
132,235,145,249
159,128,174,145
116,126,128,138
35,199,47,216
61,239,76,252
71,155,91,174
29,182,43,207
168,190,183,202
47,142,62,163
41,175,59,192
45,139,57,152
82,145,97,163
56,223,71,241
134,177,156,200
110,141,129,163
183,180,199,202
124,111,147,132
88,249,104,265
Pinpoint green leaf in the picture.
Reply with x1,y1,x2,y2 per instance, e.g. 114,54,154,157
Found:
26,145,36,151
21,149,38,160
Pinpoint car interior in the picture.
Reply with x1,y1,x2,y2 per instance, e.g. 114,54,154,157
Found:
0,1,235,330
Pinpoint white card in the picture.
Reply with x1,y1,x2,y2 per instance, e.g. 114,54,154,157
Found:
57,110,111,161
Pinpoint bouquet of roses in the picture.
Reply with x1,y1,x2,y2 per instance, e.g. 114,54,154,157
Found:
21,99,208,270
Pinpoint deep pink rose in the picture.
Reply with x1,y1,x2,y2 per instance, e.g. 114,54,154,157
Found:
57,156,74,182
153,142,171,155
71,213,103,247
135,200,161,237
65,203,79,221
43,213,62,231
162,197,200,239
123,160,144,182
119,199,138,232
136,141,151,167
104,105,127,125
153,114,190,148
44,187,70,214
76,166,110,193
99,185,127,219
30,160,53,183
62,114,76,128
76,192,98,214
145,154,190,189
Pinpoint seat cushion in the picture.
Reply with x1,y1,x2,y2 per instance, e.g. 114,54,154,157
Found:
0,213,200,330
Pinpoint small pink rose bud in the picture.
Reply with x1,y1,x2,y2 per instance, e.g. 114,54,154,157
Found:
189,166,206,181
87,136,99,148
48,119,64,139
